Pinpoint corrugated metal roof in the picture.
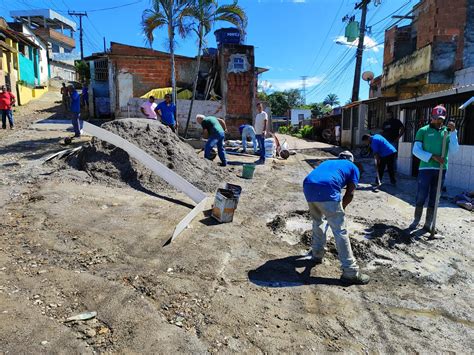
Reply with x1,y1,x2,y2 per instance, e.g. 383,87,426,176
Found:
387,85,474,106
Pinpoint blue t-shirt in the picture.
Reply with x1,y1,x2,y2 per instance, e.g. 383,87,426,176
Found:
370,134,397,157
157,101,176,125
70,91,80,113
303,160,360,202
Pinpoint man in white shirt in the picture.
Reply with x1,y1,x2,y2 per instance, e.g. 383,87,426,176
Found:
140,96,159,120
254,102,268,164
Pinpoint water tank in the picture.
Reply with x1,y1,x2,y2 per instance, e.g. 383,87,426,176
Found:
214,28,242,45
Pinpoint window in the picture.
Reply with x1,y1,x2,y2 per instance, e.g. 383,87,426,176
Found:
52,43,60,53
94,58,108,81
298,113,304,121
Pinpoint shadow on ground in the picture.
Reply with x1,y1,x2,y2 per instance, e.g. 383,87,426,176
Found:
248,255,341,287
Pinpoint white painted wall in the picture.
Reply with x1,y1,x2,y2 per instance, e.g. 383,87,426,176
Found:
122,98,225,138
455,67,474,87
290,109,311,125
397,142,474,191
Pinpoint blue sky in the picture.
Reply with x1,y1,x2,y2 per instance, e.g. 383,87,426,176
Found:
1,0,414,104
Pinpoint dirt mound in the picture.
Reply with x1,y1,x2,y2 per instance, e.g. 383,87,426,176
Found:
67,119,228,193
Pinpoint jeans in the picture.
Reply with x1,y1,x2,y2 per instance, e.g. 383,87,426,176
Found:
416,169,447,208
1,109,14,128
205,132,227,164
307,200,359,277
71,112,83,137
378,153,396,183
242,126,257,152
256,134,266,161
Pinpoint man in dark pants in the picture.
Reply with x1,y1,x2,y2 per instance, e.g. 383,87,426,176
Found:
411,106,459,231
0,85,15,129
196,114,227,167
382,111,405,150
362,133,397,185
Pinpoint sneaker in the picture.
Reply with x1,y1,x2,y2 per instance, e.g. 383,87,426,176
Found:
255,159,265,165
1,126,5,129
10,125,14,130
340,272,370,285
218,162,227,167
299,251,323,264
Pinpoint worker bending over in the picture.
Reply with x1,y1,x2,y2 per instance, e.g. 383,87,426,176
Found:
239,124,257,154
196,114,227,167
362,133,397,185
303,151,369,285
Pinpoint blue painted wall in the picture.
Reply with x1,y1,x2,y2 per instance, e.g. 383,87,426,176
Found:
18,47,39,86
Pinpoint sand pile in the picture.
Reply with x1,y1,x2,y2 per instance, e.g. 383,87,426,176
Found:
68,118,228,193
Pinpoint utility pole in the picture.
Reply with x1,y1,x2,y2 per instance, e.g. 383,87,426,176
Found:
68,11,87,60
103,37,106,52
351,0,370,102
301,75,308,105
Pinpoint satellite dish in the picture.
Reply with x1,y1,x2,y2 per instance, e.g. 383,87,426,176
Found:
362,71,374,82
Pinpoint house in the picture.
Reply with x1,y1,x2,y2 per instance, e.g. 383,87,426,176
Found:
11,9,77,82
378,0,474,191
0,18,48,105
289,108,311,126
83,38,267,138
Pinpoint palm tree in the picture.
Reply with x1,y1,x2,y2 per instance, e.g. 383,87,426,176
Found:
323,93,340,108
180,0,247,137
142,0,191,108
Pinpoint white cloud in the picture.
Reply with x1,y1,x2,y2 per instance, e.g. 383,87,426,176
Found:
367,57,378,65
266,76,322,91
334,35,383,52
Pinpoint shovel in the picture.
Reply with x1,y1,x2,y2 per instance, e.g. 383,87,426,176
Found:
429,130,448,239
373,157,382,191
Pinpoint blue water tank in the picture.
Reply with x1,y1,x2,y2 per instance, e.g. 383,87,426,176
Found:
214,28,242,45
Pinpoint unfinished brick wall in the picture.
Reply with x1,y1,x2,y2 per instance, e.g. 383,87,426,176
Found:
415,0,468,69
219,44,256,138
109,42,209,97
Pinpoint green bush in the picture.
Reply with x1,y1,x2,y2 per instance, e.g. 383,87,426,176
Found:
278,125,289,134
299,125,314,138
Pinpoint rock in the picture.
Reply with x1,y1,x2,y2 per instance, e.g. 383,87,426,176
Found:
98,326,109,335
84,328,96,338
40,341,48,345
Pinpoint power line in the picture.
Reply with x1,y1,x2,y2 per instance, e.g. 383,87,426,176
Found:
86,0,144,13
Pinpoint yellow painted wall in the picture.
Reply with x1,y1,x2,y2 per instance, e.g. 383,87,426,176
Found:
382,45,432,89
33,86,48,97
17,84,48,105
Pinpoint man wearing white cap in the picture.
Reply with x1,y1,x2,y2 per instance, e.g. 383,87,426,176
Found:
411,105,459,231
302,151,370,285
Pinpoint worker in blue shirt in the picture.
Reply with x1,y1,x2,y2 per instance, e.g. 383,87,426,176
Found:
302,151,369,285
69,85,82,137
239,124,257,154
362,133,397,185
157,94,177,133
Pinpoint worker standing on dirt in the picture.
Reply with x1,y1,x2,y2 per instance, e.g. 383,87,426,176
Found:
239,124,257,154
362,134,397,185
254,103,268,164
69,85,82,137
140,96,159,120
410,106,459,231
157,94,178,133
302,151,370,285
382,111,405,150
196,114,227,167
60,83,70,111
0,85,15,130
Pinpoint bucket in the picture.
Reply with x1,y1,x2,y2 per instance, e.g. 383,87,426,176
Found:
242,164,256,179
225,183,242,206
211,188,238,223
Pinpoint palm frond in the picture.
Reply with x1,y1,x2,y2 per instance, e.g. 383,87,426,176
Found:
141,9,167,46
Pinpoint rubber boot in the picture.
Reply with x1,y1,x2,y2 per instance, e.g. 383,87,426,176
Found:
409,206,423,229
423,207,435,232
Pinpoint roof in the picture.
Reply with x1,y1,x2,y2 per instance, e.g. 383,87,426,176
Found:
10,9,76,31
256,67,269,75
342,101,362,109
0,25,40,49
387,84,474,106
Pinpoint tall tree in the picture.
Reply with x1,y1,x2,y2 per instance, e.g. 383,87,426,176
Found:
323,93,340,108
142,0,190,108
180,0,247,137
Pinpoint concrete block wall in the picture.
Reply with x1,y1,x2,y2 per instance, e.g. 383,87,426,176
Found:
120,98,224,138
446,145,474,190
397,142,413,176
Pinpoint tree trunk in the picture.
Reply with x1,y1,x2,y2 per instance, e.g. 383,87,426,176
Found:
184,26,203,138
169,23,177,119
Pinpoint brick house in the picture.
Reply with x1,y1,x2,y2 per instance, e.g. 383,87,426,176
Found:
84,41,266,138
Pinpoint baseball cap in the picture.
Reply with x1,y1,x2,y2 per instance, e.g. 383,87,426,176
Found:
431,105,446,119
338,150,354,162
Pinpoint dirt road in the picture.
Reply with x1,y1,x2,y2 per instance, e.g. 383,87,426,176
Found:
0,94,473,353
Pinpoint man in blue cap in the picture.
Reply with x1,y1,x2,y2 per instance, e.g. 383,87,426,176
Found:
362,133,397,185
303,151,370,285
